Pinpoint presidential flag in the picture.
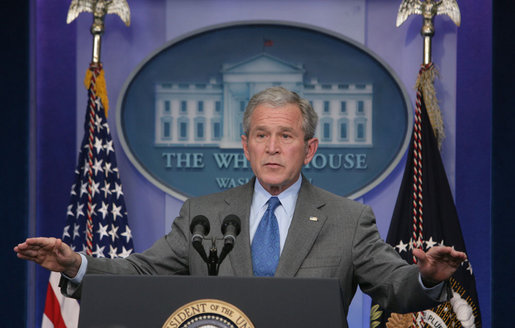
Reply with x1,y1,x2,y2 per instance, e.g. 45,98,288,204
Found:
370,63,481,328
42,64,134,328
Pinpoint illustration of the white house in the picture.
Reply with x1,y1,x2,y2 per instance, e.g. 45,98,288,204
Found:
154,53,373,148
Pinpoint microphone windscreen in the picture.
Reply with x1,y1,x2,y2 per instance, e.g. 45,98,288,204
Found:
190,215,210,235
221,214,241,236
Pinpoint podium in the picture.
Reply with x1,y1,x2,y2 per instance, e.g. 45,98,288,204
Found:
78,275,346,327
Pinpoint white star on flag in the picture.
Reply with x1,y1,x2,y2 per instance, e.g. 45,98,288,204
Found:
103,161,113,176
98,201,109,219
425,236,437,249
62,225,71,239
92,158,104,176
111,203,123,220
73,224,81,239
121,225,133,243
101,181,111,198
395,240,408,253
94,137,104,154
108,224,119,242
104,139,114,155
112,182,124,199
96,223,109,240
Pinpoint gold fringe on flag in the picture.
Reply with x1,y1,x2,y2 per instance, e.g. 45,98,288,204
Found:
84,67,110,117
415,64,445,149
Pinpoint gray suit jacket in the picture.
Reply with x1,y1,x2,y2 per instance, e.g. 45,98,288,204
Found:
65,177,447,323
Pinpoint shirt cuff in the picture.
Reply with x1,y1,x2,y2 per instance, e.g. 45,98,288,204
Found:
418,273,445,300
62,253,88,284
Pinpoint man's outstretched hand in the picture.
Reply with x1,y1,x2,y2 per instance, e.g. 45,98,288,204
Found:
413,246,467,287
14,237,81,278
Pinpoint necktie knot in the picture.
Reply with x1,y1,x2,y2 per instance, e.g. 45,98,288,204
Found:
267,196,281,212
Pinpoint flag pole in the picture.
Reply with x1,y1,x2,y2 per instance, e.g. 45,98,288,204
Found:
370,2,482,328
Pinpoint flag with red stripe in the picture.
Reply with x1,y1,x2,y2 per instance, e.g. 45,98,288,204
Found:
42,63,133,327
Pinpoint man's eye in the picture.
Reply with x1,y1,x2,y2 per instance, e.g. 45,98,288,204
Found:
282,134,291,139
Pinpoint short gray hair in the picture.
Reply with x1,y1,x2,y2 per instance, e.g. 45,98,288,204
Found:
243,86,318,140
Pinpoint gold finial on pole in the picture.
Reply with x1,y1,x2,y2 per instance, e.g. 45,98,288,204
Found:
66,0,131,64
396,0,461,149
66,0,130,116
396,0,461,65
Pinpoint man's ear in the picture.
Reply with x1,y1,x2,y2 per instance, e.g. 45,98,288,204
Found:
241,135,250,160
303,138,319,165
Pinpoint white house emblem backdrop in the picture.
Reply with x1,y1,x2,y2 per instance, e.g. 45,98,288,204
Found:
117,23,412,200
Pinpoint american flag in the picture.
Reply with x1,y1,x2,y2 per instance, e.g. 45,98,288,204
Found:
42,64,133,328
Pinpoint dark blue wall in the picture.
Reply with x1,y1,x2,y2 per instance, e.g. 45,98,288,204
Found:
1,1,29,326
0,1,76,326
456,1,492,326
33,1,78,326
492,1,515,326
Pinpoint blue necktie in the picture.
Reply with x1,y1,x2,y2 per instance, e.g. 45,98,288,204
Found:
252,196,281,276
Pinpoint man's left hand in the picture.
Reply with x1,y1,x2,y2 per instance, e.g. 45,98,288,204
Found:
413,246,467,287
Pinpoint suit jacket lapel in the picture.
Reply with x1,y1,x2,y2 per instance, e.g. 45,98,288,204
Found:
275,178,327,277
225,178,255,277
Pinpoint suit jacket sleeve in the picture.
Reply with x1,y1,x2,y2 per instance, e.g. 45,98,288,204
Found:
351,204,449,312
60,198,195,299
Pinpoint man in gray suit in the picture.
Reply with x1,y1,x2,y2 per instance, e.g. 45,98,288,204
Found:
15,87,466,322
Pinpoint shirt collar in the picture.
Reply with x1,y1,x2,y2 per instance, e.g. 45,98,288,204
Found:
253,175,302,217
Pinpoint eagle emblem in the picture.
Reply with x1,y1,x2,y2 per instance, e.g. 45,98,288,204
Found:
66,0,130,26
396,0,461,27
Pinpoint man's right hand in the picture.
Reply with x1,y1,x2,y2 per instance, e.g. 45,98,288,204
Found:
14,237,82,278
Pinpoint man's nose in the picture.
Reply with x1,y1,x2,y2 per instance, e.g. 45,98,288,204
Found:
266,135,280,153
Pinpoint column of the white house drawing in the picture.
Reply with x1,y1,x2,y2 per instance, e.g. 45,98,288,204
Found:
220,83,245,148
303,82,373,147
211,100,223,141
155,83,223,146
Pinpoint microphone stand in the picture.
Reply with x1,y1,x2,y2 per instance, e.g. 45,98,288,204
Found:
191,215,241,276
207,238,219,276
195,237,236,276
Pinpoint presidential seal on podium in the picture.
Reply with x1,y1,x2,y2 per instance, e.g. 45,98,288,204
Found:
163,299,255,328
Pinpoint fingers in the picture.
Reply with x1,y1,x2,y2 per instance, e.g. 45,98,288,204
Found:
26,237,58,247
14,237,59,263
418,246,467,271
447,250,467,268
15,237,57,252
412,248,427,263
14,237,78,273
451,249,467,262
15,245,44,264
429,246,467,263
54,238,64,255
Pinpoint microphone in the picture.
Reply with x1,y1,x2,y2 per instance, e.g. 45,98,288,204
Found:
221,214,241,247
190,215,210,262
218,214,241,265
190,215,210,243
